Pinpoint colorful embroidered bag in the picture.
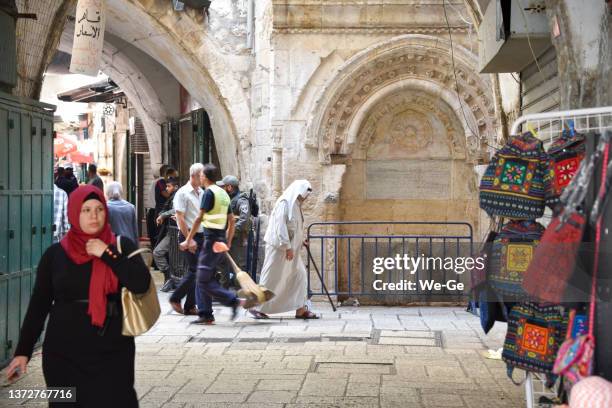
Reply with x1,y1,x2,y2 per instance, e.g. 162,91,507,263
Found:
480,132,552,219
521,211,586,303
546,128,585,209
502,302,568,382
488,220,545,299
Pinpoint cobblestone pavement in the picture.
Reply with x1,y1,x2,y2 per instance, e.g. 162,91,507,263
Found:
3,291,526,407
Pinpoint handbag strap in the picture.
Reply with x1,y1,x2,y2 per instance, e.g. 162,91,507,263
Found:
115,235,151,259
589,139,610,339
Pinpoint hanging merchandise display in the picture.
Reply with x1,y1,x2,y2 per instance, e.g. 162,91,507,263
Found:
487,220,545,299
482,108,612,408
479,132,552,219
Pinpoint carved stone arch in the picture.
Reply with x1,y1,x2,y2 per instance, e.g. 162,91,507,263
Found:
306,34,497,164
354,90,468,161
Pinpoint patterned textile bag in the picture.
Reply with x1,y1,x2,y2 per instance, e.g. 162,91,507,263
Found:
502,302,568,383
488,220,545,299
546,128,585,210
553,309,593,386
521,212,586,303
480,132,552,219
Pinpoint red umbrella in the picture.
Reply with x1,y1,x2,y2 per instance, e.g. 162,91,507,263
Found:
67,151,94,164
54,135,78,157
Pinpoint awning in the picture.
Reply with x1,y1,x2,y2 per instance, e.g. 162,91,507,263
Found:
57,79,124,103
67,151,94,164
53,135,78,157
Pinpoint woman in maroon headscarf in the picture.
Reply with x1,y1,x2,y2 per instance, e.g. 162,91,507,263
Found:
5,186,150,407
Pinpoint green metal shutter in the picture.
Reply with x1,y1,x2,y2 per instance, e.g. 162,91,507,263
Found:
0,92,54,364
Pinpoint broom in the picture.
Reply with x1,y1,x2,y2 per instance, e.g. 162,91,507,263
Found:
213,242,274,305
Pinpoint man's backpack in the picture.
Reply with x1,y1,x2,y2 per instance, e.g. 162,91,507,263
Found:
479,132,552,219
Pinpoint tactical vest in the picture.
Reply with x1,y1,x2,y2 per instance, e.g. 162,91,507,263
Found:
202,185,230,230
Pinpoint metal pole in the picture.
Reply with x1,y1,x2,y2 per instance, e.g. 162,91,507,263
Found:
306,245,336,312
525,372,534,408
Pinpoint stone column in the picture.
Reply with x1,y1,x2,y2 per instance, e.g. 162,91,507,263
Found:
271,126,283,201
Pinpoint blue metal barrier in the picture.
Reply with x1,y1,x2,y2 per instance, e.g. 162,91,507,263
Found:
306,221,473,301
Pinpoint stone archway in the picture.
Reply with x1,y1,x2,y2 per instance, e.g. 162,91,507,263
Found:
102,0,250,178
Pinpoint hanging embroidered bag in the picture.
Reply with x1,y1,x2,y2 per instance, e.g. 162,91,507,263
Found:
521,211,586,303
502,302,568,382
480,132,552,219
488,220,545,299
546,128,585,209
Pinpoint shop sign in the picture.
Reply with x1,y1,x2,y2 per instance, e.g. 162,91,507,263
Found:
70,0,106,76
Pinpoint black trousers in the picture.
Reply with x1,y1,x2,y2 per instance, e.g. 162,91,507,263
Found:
169,233,203,312
146,208,159,246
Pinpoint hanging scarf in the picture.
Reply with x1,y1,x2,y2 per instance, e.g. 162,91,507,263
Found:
60,185,118,327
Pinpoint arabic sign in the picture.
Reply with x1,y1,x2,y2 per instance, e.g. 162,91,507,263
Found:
69,0,106,76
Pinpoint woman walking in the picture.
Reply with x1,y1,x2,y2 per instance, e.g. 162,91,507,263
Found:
5,185,151,407
250,180,318,319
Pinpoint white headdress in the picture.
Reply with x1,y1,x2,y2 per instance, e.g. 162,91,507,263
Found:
276,180,312,220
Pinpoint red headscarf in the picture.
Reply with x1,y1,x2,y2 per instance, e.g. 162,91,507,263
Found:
61,185,118,327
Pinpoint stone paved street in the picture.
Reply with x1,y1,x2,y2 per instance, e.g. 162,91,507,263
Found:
2,289,527,408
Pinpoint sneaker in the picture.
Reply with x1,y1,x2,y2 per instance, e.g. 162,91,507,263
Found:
160,280,175,293
190,316,215,325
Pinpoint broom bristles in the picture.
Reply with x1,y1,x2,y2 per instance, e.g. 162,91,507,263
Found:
224,252,270,304
236,272,266,303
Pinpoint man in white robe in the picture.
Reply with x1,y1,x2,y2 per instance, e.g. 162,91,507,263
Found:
251,180,318,319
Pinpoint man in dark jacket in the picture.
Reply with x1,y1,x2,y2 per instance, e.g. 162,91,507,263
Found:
217,175,252,287
56,163,79,196
154,178,180,292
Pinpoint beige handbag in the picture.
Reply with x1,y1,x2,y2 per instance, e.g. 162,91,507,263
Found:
116,236,161,336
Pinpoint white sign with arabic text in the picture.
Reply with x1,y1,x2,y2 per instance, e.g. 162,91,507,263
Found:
69,0,106,76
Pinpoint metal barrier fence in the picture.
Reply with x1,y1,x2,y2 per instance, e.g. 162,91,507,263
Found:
306,222,474,302
167,225,189,279
165,223,260,282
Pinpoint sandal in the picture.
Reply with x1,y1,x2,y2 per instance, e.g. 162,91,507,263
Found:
249,309,270,319
295,311,319,319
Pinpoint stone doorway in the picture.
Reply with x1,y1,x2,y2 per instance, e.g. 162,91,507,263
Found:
337,90,481,305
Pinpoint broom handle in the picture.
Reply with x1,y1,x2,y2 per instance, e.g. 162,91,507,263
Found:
224,251,242,274
306,245,337,312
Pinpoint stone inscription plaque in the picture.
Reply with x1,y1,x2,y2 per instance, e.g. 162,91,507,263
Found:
366,160,451,200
